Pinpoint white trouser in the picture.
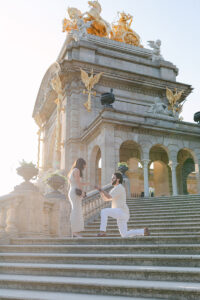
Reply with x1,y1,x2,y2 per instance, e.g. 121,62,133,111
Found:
100,208,144,238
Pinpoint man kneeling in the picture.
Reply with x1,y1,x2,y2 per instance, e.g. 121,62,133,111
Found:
96,172,150,238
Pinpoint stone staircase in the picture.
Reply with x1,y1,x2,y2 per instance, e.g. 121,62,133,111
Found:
0,195,200,299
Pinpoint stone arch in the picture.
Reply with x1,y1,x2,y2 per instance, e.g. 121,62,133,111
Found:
90,145,102,188
177,148,198,194
149,144,171,196
119,140,143,197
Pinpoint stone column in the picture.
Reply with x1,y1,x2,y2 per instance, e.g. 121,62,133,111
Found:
101,125,115,186
142,159,150,197
196,158,200,194
169,161,178,196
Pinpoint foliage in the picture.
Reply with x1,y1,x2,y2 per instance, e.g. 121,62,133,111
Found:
18,159,37,168
43,171,67,183
118,162,128,168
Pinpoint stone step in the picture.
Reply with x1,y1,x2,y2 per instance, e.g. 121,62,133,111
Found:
91,216,200,225
127,195,200,201
86,222,200,229
1,253,200,267
0,289,149,300
0,274,199,299
125,210,200,217
0,263,200,283
127,207,200,213
93,212,200,220
11,236,200,245
1,244,200,254
126,200,200,206
81,226,200,235
82,233,200,238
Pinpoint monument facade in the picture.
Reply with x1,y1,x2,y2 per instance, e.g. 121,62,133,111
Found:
33,1,200,197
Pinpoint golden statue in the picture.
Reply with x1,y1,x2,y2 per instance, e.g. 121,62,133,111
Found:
63,1,111,38
83,1,111,37
63,7,82,33
166,87,184,116
110,12,143,47
80,68,103,112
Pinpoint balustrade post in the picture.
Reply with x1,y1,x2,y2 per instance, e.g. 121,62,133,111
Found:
43,202,53,235
0,207,8,235
6,200,21,235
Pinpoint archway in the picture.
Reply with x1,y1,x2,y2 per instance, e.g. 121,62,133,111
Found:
149,145,171,196
177,149,197,194
119,141,143,197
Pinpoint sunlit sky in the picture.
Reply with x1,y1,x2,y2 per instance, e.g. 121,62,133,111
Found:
0,0,199,196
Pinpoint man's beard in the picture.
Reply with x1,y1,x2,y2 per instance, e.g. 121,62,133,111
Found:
112,179,117,186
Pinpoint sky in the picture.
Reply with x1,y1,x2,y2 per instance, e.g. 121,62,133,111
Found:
0,0,199,196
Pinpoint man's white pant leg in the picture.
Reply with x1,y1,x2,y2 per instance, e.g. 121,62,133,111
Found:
100,208,125,232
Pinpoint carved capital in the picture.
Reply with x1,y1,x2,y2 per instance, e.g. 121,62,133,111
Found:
141,159,150,168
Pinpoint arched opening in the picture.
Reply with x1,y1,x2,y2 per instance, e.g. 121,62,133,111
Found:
177,149,197,194
90,146,102,188
119,141,143,197
149,145,171,196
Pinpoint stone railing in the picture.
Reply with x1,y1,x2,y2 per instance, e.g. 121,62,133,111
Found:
82,184,112,225
0,181,112,243
0,193,23,243
0,182,72,244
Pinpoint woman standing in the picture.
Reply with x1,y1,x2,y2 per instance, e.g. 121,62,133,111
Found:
68,158,89,237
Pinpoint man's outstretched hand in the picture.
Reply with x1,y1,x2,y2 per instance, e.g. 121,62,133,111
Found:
95,185,102,192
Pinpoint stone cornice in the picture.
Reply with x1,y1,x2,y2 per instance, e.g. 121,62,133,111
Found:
80,108,200,142
62,60,191,100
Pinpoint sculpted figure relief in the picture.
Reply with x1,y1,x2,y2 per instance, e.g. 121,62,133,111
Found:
83,1,111,37
110,12,143,47
62,2,143,47
147,39,163,61
63,1,111,38
148,97,169,115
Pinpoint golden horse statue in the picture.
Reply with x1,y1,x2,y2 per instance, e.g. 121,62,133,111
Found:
63,1,111,38
110,12,142,47
83,1,111,37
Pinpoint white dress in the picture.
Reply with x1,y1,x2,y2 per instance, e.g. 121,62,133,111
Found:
68,168,84,233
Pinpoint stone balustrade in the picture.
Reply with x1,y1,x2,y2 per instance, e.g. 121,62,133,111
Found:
82,184,112,224
0,182,112,243
0,182,72,243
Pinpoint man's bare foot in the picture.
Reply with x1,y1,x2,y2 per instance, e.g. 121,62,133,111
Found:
97,231,107,237
144,227,150,236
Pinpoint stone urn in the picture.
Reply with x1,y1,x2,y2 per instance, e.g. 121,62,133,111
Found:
46,174,66,192
194,111,200,124
117,164,129,178
16,164,38,182
100,88,115,108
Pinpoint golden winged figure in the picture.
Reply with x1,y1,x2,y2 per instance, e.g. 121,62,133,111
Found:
80,68,103,112
166,87,184,115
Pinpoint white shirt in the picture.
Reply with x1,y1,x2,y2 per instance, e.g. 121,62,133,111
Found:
109,184,130,216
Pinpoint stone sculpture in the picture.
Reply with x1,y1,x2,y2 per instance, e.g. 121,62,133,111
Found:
147,39,163,61
148,97,169,115
110,12,143,47
80,68,103,112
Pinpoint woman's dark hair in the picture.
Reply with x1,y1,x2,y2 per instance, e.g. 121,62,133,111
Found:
114,172,123,184
73,158,86,177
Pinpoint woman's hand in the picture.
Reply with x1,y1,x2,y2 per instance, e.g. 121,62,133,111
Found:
82,191,87,198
